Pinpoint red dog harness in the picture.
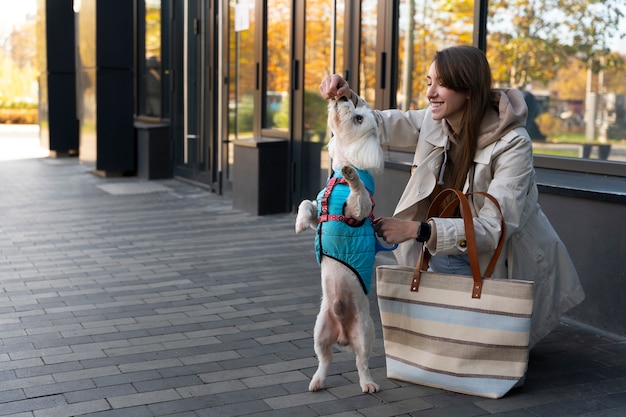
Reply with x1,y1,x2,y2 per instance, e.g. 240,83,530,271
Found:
318,176,375,227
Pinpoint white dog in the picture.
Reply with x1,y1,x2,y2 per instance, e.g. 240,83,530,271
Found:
296,96,385,393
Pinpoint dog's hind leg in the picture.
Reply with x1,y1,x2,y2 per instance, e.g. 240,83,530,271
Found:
309,304,337,391
352,312,380,393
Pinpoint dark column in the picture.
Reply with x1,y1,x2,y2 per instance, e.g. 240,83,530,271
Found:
75,0,135,176
37,0,79,156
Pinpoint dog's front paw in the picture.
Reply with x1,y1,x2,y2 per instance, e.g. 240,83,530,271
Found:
341,165,359,183
295,200,317,234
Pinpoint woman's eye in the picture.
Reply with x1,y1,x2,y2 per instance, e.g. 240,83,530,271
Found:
355,115,363,124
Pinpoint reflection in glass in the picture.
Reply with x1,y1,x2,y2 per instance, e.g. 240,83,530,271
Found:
360,0,377,104
395,0,473,110
227,1,257,184
304,0,340,144
335,2,345,81
229,0,256,140
302,0,344,196
265,0,290,130
487,0,626,162
143,0,162,117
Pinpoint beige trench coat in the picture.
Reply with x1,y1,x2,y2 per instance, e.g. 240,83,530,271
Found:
367,102,585,348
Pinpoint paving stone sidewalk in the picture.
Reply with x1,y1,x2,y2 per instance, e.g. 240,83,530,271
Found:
1,156,625,417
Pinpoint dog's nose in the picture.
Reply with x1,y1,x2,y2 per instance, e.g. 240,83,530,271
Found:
338,96,349,102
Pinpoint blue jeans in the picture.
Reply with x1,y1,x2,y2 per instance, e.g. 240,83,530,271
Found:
429,254,472,275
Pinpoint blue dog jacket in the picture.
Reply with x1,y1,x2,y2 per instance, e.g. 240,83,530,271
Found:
314,168,377,294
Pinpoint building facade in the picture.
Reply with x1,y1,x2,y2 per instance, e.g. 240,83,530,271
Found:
37,1,626,335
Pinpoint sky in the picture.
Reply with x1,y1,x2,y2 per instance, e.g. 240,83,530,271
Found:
0,0,36,44
613,37,626,55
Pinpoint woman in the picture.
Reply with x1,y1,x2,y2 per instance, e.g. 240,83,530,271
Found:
319,45,584,347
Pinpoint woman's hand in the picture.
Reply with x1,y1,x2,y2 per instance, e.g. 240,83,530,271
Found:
372,217,419,244
319,74,352,101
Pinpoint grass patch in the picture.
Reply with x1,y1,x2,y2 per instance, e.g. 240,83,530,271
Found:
532,148,579,158
547,133,586,143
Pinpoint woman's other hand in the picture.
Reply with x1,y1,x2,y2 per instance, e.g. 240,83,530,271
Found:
372,217,419,245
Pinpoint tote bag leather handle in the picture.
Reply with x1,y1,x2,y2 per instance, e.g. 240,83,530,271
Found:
411,189,506,298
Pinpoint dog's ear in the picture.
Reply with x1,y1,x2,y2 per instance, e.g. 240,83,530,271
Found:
327,102,341,137
327,136,337,161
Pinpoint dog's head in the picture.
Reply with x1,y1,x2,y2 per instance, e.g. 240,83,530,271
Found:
327,97,383,174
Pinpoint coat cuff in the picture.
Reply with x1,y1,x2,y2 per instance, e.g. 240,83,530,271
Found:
426,217,467,256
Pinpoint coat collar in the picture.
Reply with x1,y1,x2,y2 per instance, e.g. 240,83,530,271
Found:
421,108,448,148
474,142,497,165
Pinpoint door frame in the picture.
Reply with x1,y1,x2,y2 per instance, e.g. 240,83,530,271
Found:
171,0,221,191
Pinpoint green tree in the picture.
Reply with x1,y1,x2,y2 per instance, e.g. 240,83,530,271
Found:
487,0,625,88
488,0,569,87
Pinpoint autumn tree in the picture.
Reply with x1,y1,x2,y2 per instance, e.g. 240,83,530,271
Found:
601,52,626,95
548,58,587,101
399,0,474,110
266,0,290,94
229,5,256,100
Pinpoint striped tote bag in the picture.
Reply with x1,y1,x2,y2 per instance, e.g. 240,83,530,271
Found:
376,189,534,399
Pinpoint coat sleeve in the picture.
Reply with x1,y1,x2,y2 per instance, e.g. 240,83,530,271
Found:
428,129,535,256
352,91,425,148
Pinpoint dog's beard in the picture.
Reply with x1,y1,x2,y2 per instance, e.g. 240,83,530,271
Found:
328,135,383,174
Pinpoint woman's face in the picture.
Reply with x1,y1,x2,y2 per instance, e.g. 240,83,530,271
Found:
426,62,468,132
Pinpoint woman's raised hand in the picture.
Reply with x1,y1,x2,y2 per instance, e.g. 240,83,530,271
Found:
319,74,352,101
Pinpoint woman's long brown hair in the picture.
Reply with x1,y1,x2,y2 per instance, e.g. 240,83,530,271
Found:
433,46,492,191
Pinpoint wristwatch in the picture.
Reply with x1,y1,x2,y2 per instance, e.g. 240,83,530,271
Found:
416,221,431,243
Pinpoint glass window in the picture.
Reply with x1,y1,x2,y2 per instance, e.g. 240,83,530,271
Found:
228,0,256,140
301,0,345,196
137,0,162,118
359,0,378,104
335,2,345,77
395,0,474,110
265,0,291,131
487,0,626,164
304,0,342,145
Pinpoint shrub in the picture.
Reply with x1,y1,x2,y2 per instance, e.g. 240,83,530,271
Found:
0,108,38,124
535,113,562,138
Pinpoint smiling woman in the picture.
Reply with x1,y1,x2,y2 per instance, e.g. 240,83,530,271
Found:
320,44,586,349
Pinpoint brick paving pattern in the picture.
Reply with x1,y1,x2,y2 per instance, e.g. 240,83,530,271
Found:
0,156,625,416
